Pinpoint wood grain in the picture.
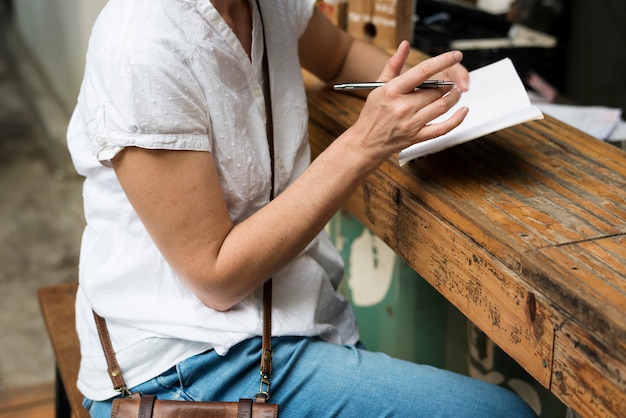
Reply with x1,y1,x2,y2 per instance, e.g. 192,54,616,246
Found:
552,320,626,417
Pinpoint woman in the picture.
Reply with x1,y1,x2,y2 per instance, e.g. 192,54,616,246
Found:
68,0,536,416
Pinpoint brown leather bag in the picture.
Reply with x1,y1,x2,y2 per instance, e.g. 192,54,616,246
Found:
111,394,278,418
94,270,278,418
95,295,279,418
94,1,280,415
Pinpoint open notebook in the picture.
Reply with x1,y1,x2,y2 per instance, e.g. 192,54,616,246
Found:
397,58,544,165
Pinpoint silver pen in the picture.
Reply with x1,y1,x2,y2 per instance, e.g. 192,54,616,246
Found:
333,80,456,91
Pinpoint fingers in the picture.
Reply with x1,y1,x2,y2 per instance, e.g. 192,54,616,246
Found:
443,63,470,92
413,87,462,126
416,106,468,142
390,50,464,95
353,49,469,162
377,40,411,83
388,51,469,142
394,86,467,145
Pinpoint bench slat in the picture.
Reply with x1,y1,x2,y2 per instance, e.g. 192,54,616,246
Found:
38,282,89,418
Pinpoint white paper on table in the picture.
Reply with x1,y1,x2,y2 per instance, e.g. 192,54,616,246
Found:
398,58,544,165
609,120,626,142
535,103,622,140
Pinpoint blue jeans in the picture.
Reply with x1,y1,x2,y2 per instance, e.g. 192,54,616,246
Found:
83,336,536,417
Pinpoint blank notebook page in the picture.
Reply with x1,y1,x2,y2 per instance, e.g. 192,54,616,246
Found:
398,58,543,165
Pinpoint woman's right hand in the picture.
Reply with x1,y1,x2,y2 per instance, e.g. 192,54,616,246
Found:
347,50,469,168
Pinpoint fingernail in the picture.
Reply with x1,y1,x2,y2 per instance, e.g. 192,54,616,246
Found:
453,51,462,61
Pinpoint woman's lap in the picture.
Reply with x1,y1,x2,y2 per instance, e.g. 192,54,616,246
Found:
84,336,536,417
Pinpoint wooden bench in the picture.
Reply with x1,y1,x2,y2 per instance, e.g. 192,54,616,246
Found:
38,282,89,418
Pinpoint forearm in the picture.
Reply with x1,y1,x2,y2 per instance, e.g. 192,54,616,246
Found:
207,129,375,310
299,8,410,87
331,38,406,84
112,136,374,313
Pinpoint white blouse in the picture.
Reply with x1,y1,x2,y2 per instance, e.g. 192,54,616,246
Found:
68,0,358,401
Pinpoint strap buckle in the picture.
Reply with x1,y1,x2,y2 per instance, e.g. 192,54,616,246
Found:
255,372,271,401
118,386,132,398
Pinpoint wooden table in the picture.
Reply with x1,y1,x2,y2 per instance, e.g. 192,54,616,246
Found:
304,58,626,417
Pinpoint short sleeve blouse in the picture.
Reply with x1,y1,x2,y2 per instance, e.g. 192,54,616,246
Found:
67,0,358,401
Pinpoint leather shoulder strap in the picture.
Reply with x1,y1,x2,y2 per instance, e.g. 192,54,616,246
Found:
256,0,274,384
92,311,130,396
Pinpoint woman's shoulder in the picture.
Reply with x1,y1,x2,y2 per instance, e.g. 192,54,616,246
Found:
89,0,205,65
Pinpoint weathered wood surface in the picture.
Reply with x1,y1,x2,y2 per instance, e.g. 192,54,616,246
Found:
552,320,626,417
523,236,626,360
304,65,626,417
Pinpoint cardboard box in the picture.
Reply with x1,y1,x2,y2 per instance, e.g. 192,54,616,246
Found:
346,0,415,50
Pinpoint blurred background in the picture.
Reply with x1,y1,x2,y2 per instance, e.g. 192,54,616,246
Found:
0,0,106,412
0,0,623,416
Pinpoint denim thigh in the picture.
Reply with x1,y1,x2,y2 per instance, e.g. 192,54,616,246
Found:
83,336,536,418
